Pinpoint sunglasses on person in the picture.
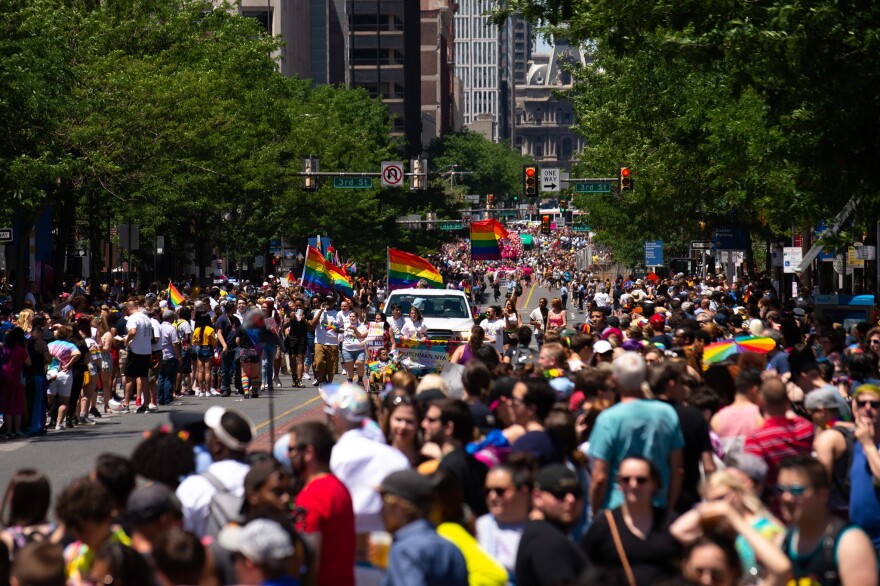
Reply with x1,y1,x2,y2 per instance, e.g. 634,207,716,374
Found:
774,484,808,496
545,488,581,500
869,339,880,346
485,486,512,497
856,399,880,409
618,475,650,486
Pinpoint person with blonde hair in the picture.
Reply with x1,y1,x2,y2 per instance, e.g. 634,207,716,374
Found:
671,469,785,582
15,309,34,334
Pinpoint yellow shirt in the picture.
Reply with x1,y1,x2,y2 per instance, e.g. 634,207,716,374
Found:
437,522,508,586
193,326,216,347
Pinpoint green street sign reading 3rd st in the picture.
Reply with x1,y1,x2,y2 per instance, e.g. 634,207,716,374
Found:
572,225,592,232
333,177,373,189
439,221,463,230
574,182,611,194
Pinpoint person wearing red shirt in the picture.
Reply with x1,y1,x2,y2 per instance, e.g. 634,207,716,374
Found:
289,421,355,586
744,377,814,487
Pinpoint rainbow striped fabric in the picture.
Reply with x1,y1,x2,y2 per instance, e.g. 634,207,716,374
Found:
387,248,444,290
470,219,509,260
167,282,185,308
302,245,354,297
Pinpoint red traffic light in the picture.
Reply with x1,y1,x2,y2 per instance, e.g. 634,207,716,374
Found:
620,167,631,177
525,167,536,177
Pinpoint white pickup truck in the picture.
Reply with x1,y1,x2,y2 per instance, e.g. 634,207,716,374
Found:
382,288,476,341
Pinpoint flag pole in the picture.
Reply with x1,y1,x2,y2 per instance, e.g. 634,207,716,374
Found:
386,247,390,293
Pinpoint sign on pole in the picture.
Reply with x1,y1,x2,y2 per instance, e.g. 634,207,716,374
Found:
574,183,612,194
0,228,11,243
690,241,713,250
644,240,663,266
461,215,472,228
541,168,560,192
783,247,802,273
333,177,373,189
380,161,404,188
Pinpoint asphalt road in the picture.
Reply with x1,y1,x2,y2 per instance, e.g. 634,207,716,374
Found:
485,280,588,331
0,382,324,493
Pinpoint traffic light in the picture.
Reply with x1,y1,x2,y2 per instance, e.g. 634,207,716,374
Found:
410,158,427,191
302,156,319,192
618,166,633,191
541,215,551,234
523,165,537,197
488,194,495,208
559,199,567,213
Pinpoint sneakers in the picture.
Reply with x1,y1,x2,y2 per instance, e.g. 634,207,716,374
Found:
90,407,102,418
135,405,147,414
55,423,66,431
313,378,321,387
197,390,207,398
274,376,282,388
209,388,220,396
79,416,97,426
244,391,250,399
147,403,159,413
302,373,311,381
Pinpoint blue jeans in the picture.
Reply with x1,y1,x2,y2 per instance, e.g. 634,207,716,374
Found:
158,357,179,405
221,349,237,393
261,343,276,389
305,332,315,366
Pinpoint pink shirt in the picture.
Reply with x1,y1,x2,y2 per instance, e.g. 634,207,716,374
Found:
714,403,762,438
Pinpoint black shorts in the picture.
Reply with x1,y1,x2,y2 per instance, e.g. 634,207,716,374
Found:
286,337,307,356
180,349,193,374
125,351,150,378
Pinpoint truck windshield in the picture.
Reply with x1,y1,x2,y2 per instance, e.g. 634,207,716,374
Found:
386,294,470,319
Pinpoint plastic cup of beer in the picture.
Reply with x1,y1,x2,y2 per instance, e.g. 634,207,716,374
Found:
368,531,393,569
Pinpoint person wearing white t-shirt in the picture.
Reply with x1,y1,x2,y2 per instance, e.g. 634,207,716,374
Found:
340,312,368,386
310,299,339,385
400,307,428,340
594,286,610,308
387,304,407,342
122,303,153,413
529,298,550,346
480,305,505,354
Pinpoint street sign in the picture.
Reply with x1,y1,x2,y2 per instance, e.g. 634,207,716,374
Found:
541,168,560,192
691,241,713,250
499,210,518,218
439,221,463,231
381,161,404,188
333,177,372,189
856,245,876,261
464,194,480,203
644,240,664,266
0,228,11,243
574,182,611,194
556,214,566,226
156,235,164,255
572,225,592,232
462,215,472,228
783,247,802,274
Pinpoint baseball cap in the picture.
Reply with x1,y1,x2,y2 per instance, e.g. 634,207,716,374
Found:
204,406,256,451
319,383,370,422
378,469,435,509
218,519,294,565
126,484,182,525
853,383,880,401
804,385,841,410
535,464,583,494
649,314,665,328
593,340,613,354
725,452,768,485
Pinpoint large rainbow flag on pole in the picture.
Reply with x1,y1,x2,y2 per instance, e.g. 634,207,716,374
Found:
470,219,509,260
387,248,444,291
301,245,354,297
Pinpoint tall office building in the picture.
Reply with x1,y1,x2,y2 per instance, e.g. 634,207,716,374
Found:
512,17,532,85
421,0,460,146
515,40,587,170
454,0,514,143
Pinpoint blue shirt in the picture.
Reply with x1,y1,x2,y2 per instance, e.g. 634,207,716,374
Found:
382,519,468,586
587,399,685,509
850,442,880,553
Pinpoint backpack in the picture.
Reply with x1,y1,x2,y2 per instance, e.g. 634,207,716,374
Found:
201,470,245,538
782,516,849,586
174,319,190,350
509,346,537,369
515,283,523,296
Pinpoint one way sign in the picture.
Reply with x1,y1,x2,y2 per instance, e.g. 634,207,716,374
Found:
541,168,560,192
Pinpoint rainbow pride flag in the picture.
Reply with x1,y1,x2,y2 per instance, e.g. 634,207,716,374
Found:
470,219,509,260
387,248,444,291
167,282,185,308
302,246,354,298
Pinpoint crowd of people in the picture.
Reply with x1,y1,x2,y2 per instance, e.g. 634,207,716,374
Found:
2,229,880,585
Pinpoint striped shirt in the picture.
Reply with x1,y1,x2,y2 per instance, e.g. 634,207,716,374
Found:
744,416,814,485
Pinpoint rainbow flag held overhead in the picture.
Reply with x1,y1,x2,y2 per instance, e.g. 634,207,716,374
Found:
302,246,354,298
387,248,444,291
167,282,185,308
470,219,509,260
286,270,296,283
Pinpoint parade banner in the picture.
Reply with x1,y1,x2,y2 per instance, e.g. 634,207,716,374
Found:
395,338,462,374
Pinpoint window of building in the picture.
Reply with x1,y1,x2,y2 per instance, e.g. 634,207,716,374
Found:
561,138,573,161
241,9,272,34
534,142,543,157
